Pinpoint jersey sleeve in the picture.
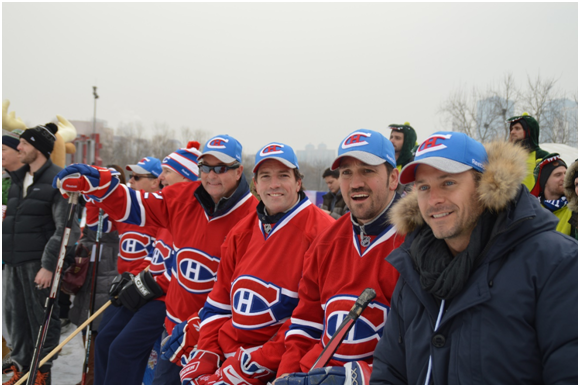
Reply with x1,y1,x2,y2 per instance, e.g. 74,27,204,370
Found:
89,183,171,229
195,229,240,359
146,229,175,294
277,245,325,375
84,198,115,233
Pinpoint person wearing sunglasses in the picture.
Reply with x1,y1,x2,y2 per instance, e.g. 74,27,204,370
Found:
177,142,334,385
53,135,258,385
126,157,162,192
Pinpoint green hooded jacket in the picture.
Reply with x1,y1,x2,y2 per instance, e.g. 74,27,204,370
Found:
389,123,417,169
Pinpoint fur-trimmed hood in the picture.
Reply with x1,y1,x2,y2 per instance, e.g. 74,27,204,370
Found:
390,141,528,235
564,159,578,212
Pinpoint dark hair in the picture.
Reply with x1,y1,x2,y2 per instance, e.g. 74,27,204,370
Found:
294,169,305,193
322,168,339,179
107,164,126,185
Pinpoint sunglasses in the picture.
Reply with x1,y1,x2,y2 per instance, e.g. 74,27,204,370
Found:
130,174,156,181
199,163,240,174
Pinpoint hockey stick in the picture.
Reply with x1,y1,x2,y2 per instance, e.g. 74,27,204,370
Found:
26,193,79,385
15,301,112,386
309,288,376,371
81,208,104,385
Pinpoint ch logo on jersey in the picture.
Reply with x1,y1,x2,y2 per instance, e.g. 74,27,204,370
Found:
416,134,452,157
231,276,283,330
176,248,220,294
207,137,229,149
323,295,389,361
150,240,172,274
259,143,284,156
119,232,152,261
341,132,371,149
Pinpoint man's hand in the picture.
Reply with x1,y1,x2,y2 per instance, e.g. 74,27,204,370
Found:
34,268,53,289
53,164,120,200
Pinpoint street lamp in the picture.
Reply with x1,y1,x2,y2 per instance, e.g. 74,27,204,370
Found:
92,86,99,137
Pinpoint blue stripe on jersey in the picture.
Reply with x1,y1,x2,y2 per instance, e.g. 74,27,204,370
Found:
124,187,145,225
286,322,323,340
199,300,231,323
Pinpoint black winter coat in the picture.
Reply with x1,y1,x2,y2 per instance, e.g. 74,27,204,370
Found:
3,160,80,271
371,187,578,384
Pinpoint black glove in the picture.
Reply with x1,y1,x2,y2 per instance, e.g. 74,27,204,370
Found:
118,270,164,312
109,272,134,306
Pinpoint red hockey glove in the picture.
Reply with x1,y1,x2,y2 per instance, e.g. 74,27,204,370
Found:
179,350,221,385
200,348,275,385
53,164,120,200
161,314,201,365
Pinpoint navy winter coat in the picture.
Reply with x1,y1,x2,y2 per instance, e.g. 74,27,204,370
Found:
371,187,578,384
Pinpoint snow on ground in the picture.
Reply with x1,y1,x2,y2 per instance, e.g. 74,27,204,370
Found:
2,322,85,385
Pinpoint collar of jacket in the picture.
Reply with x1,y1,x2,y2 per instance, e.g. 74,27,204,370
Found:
351,192,400,236
194,176,251,218
8,159,54,185
256,191,306,224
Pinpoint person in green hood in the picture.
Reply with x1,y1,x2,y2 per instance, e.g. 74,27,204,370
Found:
388,122,417,172
507,113,550,191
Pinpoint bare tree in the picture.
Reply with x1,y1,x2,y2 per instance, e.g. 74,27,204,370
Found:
440,73,578,146
178,126,212,151
439,86,479,139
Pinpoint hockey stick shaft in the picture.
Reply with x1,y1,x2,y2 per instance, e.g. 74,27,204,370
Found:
15,300,112,386
310,288,376,371
81,209,104,384
26,193,79,385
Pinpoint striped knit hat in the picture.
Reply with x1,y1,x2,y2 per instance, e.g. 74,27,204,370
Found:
162,141,202,181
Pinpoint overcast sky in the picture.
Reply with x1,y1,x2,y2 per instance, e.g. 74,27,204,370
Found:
2,2,578,155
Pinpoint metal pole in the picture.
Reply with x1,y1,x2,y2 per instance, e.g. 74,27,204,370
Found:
92,86,99,165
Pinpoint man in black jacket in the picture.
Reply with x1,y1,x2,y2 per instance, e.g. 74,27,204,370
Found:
2,123,80,385
370,132,577,384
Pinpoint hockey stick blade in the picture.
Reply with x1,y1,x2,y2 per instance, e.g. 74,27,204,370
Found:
310,288,376,371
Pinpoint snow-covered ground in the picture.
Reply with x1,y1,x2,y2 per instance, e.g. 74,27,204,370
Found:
2,322,85,385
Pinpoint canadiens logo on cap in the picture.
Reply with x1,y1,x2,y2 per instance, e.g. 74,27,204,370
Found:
207,137,229,149
259,143,285,156
341,131,371,149
415,134,452,157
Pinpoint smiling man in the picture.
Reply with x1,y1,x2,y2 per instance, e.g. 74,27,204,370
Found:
370,132,578,384
274,129,404,385
177,142,333,385
53,134,257,385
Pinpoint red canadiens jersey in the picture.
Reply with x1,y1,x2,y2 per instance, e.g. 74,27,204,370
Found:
277,212,404,375
91,181,257,333
85,199,159,276
146,227,175,302
195,198,334,373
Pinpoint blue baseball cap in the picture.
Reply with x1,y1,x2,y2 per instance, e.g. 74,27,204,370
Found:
253,142,299,173
399,131,488,184
126,156,162,177
200,135,243,164
162,146,201,181
331,129,397,170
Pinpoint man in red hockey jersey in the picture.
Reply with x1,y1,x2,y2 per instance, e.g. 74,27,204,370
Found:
275,129,404,385
176,142,334,385
53,135,257,385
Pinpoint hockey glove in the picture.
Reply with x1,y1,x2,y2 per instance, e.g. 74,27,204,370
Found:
179,350,221,385
109,272,133,306
118,270,164,312
200,347,275,385
53,164,120,200
161,314,201,365
273,361,371,385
